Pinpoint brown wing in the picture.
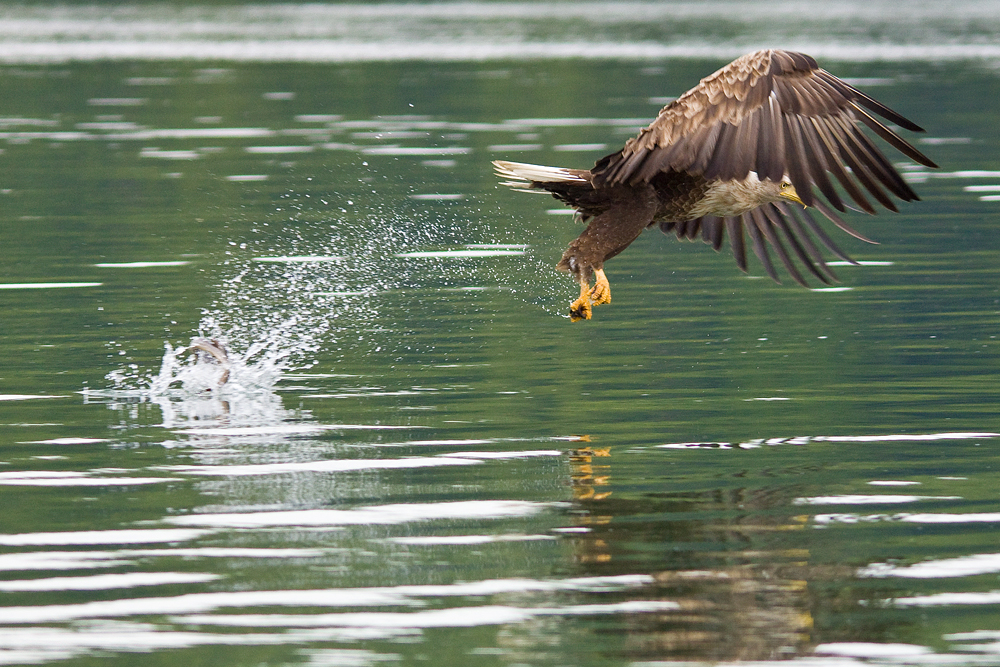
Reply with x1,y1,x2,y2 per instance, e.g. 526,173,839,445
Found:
660,201,870,287
594,49,938,214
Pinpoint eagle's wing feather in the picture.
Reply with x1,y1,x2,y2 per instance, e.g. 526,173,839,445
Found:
593,49,937,217
659,199,885,285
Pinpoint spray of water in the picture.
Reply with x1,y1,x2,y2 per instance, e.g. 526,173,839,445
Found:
101,183,561,427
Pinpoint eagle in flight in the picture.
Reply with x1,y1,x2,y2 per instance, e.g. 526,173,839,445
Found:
493,49,937,321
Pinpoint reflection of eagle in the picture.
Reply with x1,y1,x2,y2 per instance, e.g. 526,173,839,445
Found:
493,50,937,321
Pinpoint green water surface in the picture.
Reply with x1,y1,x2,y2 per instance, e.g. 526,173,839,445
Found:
1,45,1000,667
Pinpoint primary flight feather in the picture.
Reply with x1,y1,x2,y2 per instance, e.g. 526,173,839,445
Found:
493,49,937,321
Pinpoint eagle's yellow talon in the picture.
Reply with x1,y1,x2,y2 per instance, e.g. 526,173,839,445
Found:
569,296,592,321
569,279,593,321
570,270,610,320
588,268,611,307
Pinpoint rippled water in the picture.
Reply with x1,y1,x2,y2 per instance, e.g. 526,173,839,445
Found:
2,3,1000,666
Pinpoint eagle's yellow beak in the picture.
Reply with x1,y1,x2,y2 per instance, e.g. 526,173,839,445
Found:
779,182,807,207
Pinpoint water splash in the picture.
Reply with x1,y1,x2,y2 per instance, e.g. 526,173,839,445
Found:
102,321,296,429
148,335,282,397
107,314,296,396
100,184,551,428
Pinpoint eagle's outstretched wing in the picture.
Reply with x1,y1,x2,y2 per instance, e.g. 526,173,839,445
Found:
660,201,867,287
594,49,938,215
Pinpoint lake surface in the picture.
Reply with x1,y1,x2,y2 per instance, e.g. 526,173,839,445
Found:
2,3,1000,665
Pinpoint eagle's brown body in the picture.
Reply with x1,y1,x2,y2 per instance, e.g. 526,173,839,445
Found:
545,172,710,276
493,49,938,321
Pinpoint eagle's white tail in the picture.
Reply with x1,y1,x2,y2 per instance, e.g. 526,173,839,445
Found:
492,160,589,190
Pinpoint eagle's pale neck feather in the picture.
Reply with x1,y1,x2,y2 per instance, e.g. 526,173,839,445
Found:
689,171,780,218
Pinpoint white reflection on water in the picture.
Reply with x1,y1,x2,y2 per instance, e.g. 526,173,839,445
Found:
814,643,931,658
361,146,469,156
860,553,1000,579
0,471,179,487
403,439,493,446
165,500,561,528
408,193,464,201
552,143,608,152
299,649,406,666
139,148,200,160
437,450,561,459
385,534,556,545
793,495,961,506
826,260,894,266
0,548,329,572
20,437,108,444
0,592,692,662
0,529,211,547
0,552,133,572
175,599,681,629
245,145,314,154
0,394,66,401
0,588,414,625
0,625,295,664
226,174,268,182
489,143,542,152
0,572,220,592
0,282,102,289
170,424,411,436
658,431,1000,449
892,591,1000,607
815,512,1000,526
0,574,654,625
304,390,437,399
94,261,192,268
160,455,480,477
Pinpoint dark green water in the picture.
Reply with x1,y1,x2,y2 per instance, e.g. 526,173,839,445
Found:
3,7,1000,666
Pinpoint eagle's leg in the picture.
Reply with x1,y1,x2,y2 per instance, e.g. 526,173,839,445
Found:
558,187,657,322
